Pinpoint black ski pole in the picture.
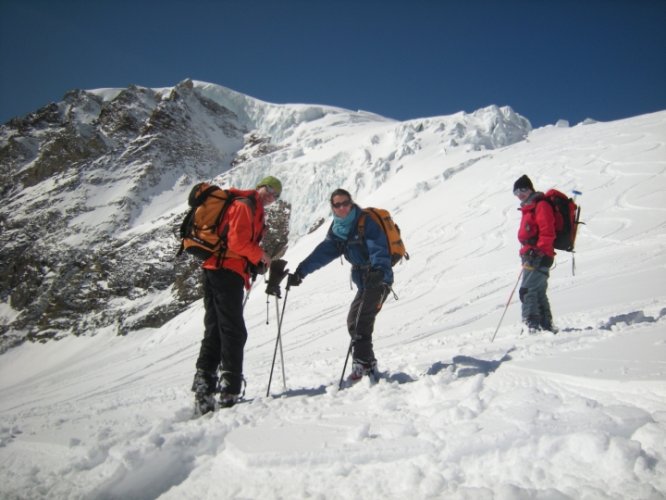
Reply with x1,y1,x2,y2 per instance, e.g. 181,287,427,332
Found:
338,337,355,389
265,259,289,396
266,287,289,397
338,290,367,388
490,268,524,343
242,276,256,310
275,294,287,391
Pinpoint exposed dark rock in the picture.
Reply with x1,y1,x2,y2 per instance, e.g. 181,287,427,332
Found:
0,80,290,352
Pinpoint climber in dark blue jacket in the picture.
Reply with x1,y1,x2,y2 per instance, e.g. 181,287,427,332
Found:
287,188,393,383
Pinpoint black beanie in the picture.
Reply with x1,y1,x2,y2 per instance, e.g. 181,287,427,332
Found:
513,174,534,192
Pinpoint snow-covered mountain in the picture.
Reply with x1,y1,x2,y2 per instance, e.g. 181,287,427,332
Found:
0,79,530,351
0,82,665,499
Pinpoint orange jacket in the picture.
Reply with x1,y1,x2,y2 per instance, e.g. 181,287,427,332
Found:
202,189,265,288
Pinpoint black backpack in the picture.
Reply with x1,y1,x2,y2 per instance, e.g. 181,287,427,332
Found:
541,189,582,252
540,189,584,274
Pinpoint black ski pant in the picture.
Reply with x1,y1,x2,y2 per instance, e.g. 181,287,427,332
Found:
196,268,247,394
346,285,390,364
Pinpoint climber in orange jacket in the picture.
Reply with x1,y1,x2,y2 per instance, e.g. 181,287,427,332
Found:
192,175,282,414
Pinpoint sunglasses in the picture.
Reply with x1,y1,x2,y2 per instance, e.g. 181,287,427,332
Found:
513,188,530,196
331,200,352,209
266,186,280,199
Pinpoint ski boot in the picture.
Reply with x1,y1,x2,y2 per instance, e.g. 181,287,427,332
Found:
191,369,218,416
348,359,380,384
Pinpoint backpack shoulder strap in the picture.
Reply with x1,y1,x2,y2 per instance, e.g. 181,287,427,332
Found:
223,195,259,243
189,184,222,207
235,195,257,214
529,193,551,211
357,208,380,240
357,209,368,236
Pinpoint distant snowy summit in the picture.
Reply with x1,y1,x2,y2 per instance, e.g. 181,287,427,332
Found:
77,79,533,150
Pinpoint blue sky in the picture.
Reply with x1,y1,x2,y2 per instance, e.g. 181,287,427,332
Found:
1,0,665,128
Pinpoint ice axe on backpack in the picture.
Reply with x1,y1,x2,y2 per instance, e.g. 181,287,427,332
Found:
571,190,583,276
265,259,290,396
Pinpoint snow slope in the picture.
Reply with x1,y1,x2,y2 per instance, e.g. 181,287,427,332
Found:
1,110,665,499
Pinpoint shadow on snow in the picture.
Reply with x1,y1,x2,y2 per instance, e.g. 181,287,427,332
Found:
386,347,515,385
270,347,516,397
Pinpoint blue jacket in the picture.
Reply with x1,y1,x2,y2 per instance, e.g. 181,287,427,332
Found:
295,205,394,289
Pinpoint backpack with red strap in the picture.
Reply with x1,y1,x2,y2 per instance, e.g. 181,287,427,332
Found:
541,189,582,252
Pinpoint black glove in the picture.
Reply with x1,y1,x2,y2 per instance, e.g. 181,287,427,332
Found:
366,269,385,289
251,261,268,277
266,260,289,297
265,282,282,298
286,273,303,289
266,259,288,285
